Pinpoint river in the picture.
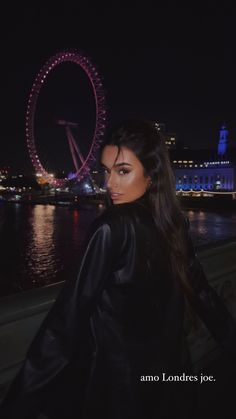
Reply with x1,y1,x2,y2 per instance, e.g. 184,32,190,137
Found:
0,203,236,297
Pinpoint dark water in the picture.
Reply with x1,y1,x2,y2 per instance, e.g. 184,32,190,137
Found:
186,208,236,246
0,203,236,298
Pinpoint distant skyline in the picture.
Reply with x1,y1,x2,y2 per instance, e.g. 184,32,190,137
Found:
1,5,236,173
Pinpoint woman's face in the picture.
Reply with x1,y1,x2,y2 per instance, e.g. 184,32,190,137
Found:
101,145,151,204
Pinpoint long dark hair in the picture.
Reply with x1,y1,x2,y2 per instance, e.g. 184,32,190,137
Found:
99,119,194,305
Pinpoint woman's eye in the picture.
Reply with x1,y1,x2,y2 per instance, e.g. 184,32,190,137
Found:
101,168,129,175
119,169,129,175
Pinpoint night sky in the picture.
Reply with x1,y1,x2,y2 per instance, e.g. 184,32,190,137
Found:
1,4,236,174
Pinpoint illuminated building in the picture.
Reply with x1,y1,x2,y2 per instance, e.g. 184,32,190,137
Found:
218,125,228,157
172,125,236,191
0,167,10,179
155,122,176,150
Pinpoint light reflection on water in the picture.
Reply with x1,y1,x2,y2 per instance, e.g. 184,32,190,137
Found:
23,205,58,284
0,204,235,297
186,209,236,246
0,204,97,296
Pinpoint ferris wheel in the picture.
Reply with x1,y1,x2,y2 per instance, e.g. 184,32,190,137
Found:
26,51,106,187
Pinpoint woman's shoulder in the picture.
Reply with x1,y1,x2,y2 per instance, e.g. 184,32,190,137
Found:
93,200,150,227
88,201,154,246
91,203,131,230
85,206,129,239
83,205,132,251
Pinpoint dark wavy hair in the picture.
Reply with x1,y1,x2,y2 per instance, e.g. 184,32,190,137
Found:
99,119,194,307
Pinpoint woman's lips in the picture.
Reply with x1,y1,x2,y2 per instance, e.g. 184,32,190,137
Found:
110,193,122,200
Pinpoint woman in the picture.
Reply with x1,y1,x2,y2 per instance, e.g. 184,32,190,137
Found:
1,119,236,418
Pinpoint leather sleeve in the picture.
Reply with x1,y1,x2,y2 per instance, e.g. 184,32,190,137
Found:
185,217,236,359
0,213,121,418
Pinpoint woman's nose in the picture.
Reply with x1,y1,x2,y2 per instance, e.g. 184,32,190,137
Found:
106,172,117,190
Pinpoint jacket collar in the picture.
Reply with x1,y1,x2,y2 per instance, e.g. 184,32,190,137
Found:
133,191,151,209
106,191,151,210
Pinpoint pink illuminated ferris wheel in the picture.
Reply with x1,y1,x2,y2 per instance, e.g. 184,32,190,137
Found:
26,51,106,187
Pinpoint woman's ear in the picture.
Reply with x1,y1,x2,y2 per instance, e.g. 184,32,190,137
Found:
146,176,152,189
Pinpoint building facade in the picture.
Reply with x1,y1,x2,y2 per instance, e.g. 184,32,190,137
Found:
174,162,236,191
172,126,236,191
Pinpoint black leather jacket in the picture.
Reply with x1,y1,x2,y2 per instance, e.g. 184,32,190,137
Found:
1,193,236,418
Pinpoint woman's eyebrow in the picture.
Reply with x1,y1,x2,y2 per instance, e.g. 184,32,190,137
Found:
101,162,132,168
